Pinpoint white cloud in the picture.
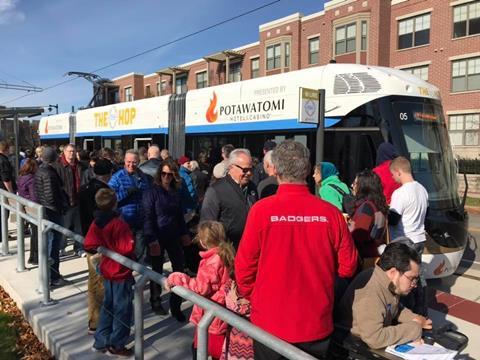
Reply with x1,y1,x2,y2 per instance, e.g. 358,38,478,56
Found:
0,0,25,25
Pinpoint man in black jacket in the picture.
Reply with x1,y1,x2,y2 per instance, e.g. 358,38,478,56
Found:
200,148,257,249
54,144,85,256
138,145,162,179
34,147,69,287
78,159,113,235
251,140,276,187
78,158,113,334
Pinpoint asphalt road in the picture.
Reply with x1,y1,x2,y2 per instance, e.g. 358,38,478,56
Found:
465,212,480,264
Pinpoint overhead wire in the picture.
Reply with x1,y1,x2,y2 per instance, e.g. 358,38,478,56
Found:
0,0,281,106
0,68,38,87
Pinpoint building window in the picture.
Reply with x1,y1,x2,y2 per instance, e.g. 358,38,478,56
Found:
124,87,133,102
309,37,319,64
398,13,430,49
160,81,167,95
251,58,259,78
156,82,160,96
361,21,368,50
402,65,429,81
453,1,480,38
335,23,356,55
449,113,480,145
175,76,187,94
145,85,152,97
452,56,480,92
196,71,208,89
266,44,281,70
284,42,290,67
229,62,242,83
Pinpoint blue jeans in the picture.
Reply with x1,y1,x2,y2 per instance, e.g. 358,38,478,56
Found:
46,209,64,282
94,277,134,350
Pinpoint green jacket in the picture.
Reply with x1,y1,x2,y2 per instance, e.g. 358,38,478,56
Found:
318,175,350,211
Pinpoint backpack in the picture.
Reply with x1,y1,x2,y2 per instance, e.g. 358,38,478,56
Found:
327,183,355,215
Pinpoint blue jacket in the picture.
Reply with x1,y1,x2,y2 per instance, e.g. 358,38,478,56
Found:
142,184,188,244
179,166,198,213
108,168,150,228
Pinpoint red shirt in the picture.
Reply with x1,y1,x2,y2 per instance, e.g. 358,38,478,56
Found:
373,160,400,204
84,215,135,281
235,184,358,343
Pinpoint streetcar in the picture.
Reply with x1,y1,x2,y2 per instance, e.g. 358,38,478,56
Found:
39,63,468,279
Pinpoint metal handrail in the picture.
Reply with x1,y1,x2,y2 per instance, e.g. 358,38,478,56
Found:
43,220,316,360
0,189,44,274
0,189,316,360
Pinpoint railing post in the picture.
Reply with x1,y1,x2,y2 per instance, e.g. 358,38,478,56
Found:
36,206,45,290
1,193,9,256
16,200,26,272
196,311,215,360
38,214,54,305
134,275,148,360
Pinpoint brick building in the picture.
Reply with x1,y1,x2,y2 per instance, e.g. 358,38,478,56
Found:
111,0,480,158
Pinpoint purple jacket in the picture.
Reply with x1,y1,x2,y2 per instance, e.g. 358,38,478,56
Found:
17,174,37,202
142,184,188,245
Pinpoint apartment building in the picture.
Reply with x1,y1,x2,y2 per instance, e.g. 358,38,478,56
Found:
111,0,480,158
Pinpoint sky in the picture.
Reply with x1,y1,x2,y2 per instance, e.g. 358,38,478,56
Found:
0,0,327,115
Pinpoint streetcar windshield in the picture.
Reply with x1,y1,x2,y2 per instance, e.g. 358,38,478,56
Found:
393,101,459,210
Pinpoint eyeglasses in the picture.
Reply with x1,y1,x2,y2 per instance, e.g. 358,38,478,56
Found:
402,273,419,286
233,164,253,174
161,171,173,177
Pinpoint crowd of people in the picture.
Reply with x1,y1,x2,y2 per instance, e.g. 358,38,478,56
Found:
1,138,434,359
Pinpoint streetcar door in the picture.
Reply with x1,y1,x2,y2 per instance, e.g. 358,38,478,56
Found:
133,137,152,150
323,128,383,185
83,139,94,151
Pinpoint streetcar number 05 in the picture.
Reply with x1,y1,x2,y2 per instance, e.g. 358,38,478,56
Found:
399,113,408,121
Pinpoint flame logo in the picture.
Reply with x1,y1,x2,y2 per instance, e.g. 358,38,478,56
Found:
44,119,48,134
434,260,446,276
206,91,218,123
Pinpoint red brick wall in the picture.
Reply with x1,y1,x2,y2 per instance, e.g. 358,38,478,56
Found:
300,17,323,68
391,0,480,113
113,74,144,102
259,17,302,76
242,45,260,80
144,74,160,97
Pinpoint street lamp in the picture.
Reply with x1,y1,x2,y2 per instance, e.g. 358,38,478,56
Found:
47,104,58,114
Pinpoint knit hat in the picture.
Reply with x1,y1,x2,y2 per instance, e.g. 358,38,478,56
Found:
376,142,398,166
178,155,190,165
42,147,57,163
93,158,113,175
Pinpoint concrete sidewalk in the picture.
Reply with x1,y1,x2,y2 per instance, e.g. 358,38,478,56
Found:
0,229,194,359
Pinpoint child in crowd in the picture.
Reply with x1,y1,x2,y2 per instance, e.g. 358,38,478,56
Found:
84,188,135,357
166,220,234,360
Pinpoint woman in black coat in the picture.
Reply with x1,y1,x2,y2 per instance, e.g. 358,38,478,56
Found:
142,159,191,321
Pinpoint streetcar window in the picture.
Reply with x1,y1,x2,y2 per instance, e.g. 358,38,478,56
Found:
393,101,459,209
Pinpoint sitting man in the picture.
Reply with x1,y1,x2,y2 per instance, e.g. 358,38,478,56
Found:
337,242,432,349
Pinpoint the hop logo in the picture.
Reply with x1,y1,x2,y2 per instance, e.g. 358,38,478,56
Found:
206,91,218,123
